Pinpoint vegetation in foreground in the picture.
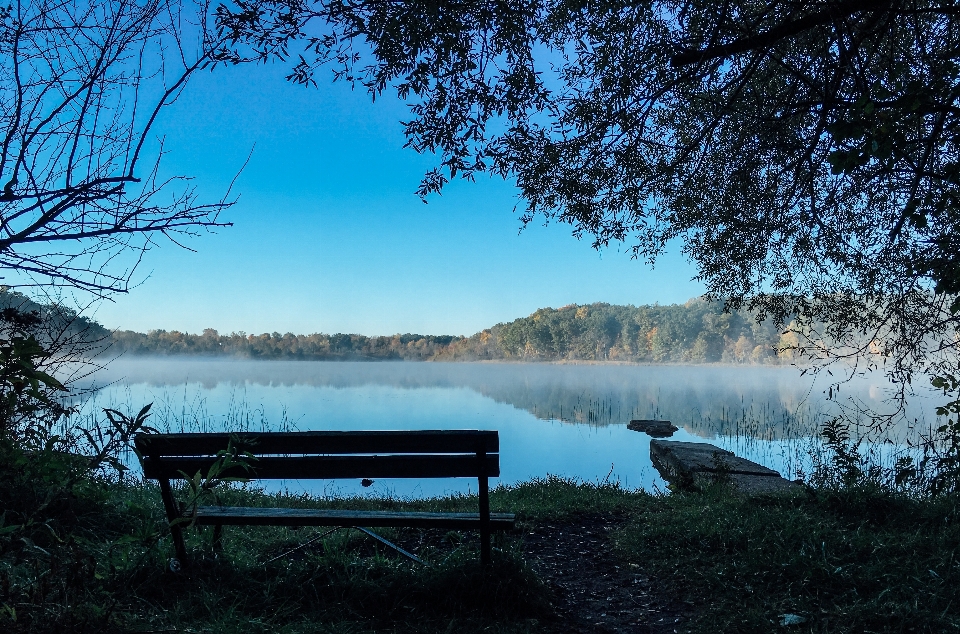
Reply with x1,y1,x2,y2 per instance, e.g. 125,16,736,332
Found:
3,296,960,633
2,435,959,634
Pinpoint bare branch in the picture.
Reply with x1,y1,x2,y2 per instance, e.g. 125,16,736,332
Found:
0,0,238,295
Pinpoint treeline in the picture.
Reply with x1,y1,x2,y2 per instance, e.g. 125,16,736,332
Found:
445,299,790,364
106,299,799,364
0,287,800,363
0,288,111,347
108,329,461,361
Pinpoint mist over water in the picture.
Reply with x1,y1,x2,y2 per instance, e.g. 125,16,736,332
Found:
71,358,941,497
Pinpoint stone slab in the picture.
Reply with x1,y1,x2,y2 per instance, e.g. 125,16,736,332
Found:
650,439,799,495
650,440,733,456
649,440,733,485
627,420,679,438
650,440,776,475
674,452,781,477
721,474,804,495
649,440,735,479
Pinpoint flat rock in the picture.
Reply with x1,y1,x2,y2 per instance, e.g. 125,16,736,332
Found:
649,440,731,485
627,420,679,437
650,439,800,495
675,453,780,477
724,474,804,495
650,440,733,456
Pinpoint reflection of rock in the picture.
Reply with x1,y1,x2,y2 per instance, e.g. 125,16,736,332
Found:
650,440,803,495
627,419,678,437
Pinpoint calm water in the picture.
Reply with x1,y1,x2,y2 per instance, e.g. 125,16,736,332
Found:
71,358,939,497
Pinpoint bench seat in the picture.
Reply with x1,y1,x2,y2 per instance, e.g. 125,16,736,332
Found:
190,506,517,529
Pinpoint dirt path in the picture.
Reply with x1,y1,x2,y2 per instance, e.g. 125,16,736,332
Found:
521,514,689,633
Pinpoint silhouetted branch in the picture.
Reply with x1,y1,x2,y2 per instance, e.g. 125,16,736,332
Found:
0,0,239,295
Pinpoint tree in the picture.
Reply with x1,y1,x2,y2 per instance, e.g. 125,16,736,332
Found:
0,0,239,295
221,0,960,419
0,0,252,505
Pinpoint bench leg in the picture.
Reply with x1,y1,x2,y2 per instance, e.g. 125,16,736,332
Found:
158,478,187,562
213,523,223,552
170,523,187,563
479,474,491,567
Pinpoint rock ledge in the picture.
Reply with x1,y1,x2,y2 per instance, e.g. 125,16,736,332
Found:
650,440,803,495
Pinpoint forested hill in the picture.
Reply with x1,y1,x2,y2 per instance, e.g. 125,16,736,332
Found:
108,299,799,364
0,289,111,346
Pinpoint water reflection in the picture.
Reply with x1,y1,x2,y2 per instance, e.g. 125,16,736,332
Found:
80,359,935,435
68,358,940,496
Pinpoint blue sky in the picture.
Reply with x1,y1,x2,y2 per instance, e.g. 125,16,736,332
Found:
89,61,704,336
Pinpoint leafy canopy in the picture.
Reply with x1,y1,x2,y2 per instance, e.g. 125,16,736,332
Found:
219,0,960,398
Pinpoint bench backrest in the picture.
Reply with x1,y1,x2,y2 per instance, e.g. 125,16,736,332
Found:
134,430,500,480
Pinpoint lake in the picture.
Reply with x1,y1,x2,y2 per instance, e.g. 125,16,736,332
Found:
71,358,940,497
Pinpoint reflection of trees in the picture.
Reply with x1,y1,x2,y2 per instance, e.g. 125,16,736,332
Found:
463,375,826,439
82,360,925,439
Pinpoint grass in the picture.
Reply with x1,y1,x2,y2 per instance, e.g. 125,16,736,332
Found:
0,473,553,634
613,483,960,633
2,449,960,633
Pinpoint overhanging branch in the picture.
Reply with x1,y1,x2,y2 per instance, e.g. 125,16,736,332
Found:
670,0,885,67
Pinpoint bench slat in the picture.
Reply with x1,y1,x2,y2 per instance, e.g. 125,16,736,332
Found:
142,454,500,480
135,430,499,457
191,506,516,530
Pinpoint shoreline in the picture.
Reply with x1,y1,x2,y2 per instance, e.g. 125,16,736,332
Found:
90,352,807,369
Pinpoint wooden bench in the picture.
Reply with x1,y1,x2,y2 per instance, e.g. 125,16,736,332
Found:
134,430,515,565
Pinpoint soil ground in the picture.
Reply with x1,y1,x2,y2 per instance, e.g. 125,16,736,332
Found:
382,512,690,632
520,513,690,634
